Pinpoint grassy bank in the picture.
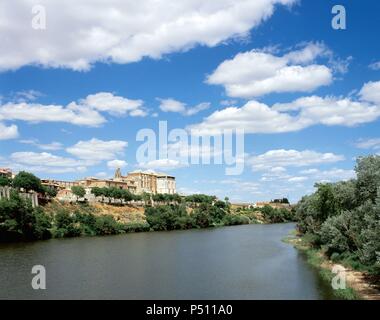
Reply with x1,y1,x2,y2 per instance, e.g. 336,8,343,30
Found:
284,232,378,300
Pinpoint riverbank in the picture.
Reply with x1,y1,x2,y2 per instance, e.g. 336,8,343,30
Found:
284,233,380,300
1,190,295,242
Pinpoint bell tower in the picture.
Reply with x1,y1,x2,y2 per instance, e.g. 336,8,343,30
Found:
114,168,122,180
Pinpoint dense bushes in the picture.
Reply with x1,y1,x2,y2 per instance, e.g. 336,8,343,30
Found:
296,155,380,275
145,202,229,231
51,209,126,238
0,192,130,241
122,222,150,233
235,205,295,224
0,176,12,187
0,191,52,241
260,205,295,223
2,171,59,198
145,205,190,231
222,214,251,226
145,198,251,231
54,209,82,238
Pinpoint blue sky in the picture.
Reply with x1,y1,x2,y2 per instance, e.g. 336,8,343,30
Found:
0,0,380,203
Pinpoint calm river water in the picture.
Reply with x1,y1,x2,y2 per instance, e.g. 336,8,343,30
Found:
0,223,335,299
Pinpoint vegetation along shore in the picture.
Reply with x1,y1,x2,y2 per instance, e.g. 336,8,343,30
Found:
287,155,380,300
0,171,294,242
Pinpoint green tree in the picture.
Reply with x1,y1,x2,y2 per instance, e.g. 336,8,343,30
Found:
122,189,134,203
355,155,380,204
33,207,53,240
91,187,103,198
94,215,124,235
0,176,12,187
43,186,57,198
133,194,143,202
142,192,151,206
145,205,188,231
54,209,82,238
0,191,51,241
12,171,44,193
192,209,213,228
333,180,357,211
296,155,380,275
71,186,86,201
74,211,97,236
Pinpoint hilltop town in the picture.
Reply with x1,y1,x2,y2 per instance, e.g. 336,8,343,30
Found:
1,167,292,210
42,169,176,202
1,167,176,203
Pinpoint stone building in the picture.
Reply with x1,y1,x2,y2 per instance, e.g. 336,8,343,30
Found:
116,169,176,195
41,169,176,198
127,170,158,194
156,174,176,194
0,168,12,179
41,179,78,191
76,177,137,194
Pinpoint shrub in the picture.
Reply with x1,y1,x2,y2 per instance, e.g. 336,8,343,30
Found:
174,215,195,230
71,186,86,200
54,209,82,238
74,211,97,236
33,207,53,240
94,215,124,235
0,191,51,241
191,209,213,228
260,206,294,224
0,176,12,187
145,205,188,231
123,222,151,233
223,214,250,226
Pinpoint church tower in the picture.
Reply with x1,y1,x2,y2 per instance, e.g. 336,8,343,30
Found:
114,168,122,180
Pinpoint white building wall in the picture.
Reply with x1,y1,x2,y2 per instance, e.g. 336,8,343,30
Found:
157,177,176,194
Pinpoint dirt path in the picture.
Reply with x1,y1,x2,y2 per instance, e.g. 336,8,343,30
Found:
321,260,380,300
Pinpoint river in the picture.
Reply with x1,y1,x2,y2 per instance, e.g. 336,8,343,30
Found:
0,223,335,299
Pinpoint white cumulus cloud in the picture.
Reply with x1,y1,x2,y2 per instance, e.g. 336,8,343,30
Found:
189,81,380,135
354,138,380,150
359,81,380,104
248,149,345,172
81,92,144,116
0,0,296,71
158,98,210,116
66,138,128,161
107,159,128,169
206,42,333,98
0,122,18,140
299,168,356,182
0,92,146,127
